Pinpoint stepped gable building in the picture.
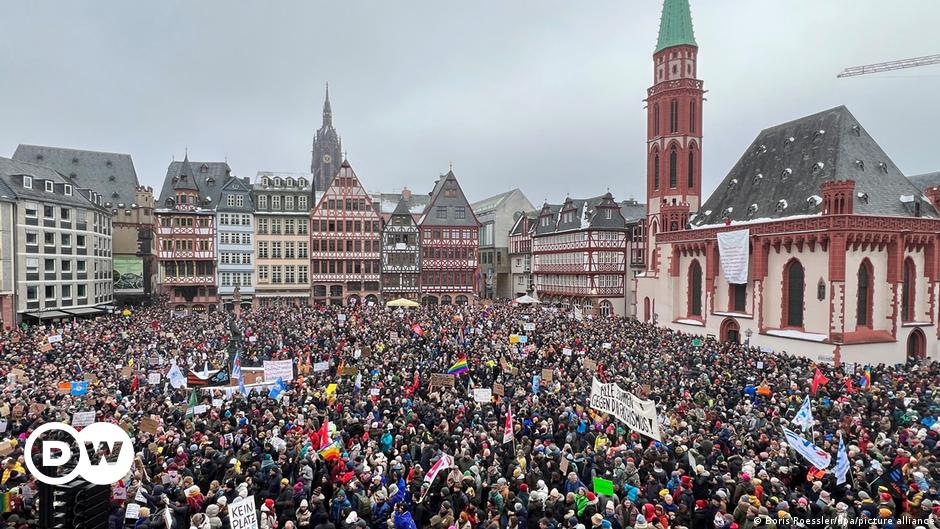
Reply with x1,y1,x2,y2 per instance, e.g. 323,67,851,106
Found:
471,189,534,300
418,170,480,305
252,172,314,307
309,160,381,306
311,84,343,193
155,155,232,313
381,191,422,301
216,175,255,311
13,145,156,302
532,193,635,317
0,157,113,327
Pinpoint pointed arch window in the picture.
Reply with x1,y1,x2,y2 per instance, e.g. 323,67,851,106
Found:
857,260,873,327
653,104,661,136
690,100,697,133
783,259,805,327
669,147,678,188
689,260,702,316
902,258,916,322
670,99,679,133
687,148,695,188
653,152,660,190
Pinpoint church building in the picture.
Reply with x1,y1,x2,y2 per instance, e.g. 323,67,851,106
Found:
636,0,940,365
311,84,343,193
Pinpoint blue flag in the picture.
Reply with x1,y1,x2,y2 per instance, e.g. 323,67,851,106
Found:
232,350,242,380
268,377,287,399
791,396,814,432
835,435,850,485
70,381,88,396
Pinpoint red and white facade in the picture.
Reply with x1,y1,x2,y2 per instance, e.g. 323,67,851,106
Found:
418,171,479,305
532,194,631,317
309,160,381,306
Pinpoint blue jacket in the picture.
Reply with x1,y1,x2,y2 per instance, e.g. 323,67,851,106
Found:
394,511,418,529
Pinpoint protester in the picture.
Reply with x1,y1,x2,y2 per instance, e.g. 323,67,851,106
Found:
0,300,937,529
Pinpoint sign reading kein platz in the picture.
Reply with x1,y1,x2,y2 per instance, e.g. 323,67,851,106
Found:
229,495,259,529
589,377,661,441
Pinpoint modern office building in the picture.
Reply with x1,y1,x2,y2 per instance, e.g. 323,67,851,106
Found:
471,189,534,300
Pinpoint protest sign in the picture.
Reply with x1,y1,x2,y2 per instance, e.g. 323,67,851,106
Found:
47,334,63,344
509,334,520,344
125,504,141,520
541,368,553,382
29,403,46,415
523,323,535,331
562,348,573,357
263,359,294,382
248,336,257,343
147,373,161,385
230,495,259,529
472,388,493,403
337,314,347,322
559,457,569,474
389,331,398,340
584,359,597,371
492,383,505,396
121,367,133,377
589,377,662,441
193,404,208,415
313,361,330,372
72,411,96,428
602,342,612,349
593,477,614,495
341,366,359,376
429,373,456,387
212,398,224,408
369,388,381,397
140,417,159,434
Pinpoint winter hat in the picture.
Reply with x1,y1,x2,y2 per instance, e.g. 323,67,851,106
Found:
591,513,604,526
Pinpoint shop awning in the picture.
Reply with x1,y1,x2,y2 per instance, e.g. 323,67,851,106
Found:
63,306,105,316
24,310,71,319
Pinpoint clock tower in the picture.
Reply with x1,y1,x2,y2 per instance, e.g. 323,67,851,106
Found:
311,83,343,192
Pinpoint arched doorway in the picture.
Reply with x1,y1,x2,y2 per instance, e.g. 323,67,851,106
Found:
441,295,452,305
365,294,378,306
455,295,468,305
720,318,740,344
907,328,926,362
423,295,438,306
599,300,613,317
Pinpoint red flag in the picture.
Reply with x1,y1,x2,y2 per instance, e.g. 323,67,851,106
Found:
412,324,425,337
811,368,829,396
130,374,139,393
316,418,330,450
503,404,513,444
424,454,454,484
844,376,854,394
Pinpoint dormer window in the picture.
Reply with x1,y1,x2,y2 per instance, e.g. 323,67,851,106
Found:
878,162,888,174
722,207,734,218
781,168,792,181
753,173,763,185
112,192,120,198
851,124,861,136
23,176,32,189
71,157,79,164
812,162,825,175
727,178,738,189
747,204,759,216
45,180,54,193
813,130,826,141
262,177,269,187
855,160,865,170
776,199,788,212
200,164,209,173
857,192,869,204
298,178,307,188
106,160,113,167
286,177,295,187
206,177,215,185
273,178,282,187
64,184,72,196
754,144,767,155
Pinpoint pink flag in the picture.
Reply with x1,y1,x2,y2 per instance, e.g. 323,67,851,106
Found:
503,404,513,444
424,454,454,483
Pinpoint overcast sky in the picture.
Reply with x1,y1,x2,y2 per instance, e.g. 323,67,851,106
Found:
3,1,938,206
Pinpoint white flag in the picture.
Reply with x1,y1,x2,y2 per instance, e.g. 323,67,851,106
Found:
424,454,454,483
791,396,814,432
834,436,850,485
782,427,831,469
688,451,698,474
503,405,513,444
167,361,187,389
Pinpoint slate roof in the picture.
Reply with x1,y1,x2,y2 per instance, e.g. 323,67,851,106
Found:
12,144,140,207
692,105,937,227
908,171,940,191
509,211,538,236
0,157,105,209
418,171,480,227
533,192,631,235
619,199,646,223
217,176,255,213
371,191,430,215
156,159,233,209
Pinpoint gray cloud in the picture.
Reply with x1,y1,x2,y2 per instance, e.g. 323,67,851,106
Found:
2,1,937,206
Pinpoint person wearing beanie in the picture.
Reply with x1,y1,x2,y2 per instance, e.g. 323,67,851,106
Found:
205,504,223,529
260,498,277,529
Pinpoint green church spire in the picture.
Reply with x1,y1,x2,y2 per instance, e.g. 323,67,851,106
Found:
655,0,697,53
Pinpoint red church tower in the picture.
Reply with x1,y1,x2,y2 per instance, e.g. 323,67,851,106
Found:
645,0,703,267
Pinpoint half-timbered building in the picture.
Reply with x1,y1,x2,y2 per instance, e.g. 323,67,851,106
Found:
531,193,634,317
309,160,381,306
508,212,537,299
381,194,421,300
418,170,480,305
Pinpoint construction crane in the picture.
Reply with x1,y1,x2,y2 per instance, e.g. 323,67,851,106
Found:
838,54,940,78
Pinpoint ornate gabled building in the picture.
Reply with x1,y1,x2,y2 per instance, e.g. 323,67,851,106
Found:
252,172,314,307
311,84,343,193
217,176,255,311
381,191,421,300
418,170,480,305
532,193,633,317
155,156,231,314
13,145,156,303
309,160,381,306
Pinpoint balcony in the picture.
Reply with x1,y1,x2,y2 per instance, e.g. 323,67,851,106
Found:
158,250,216,260
161,275,216,286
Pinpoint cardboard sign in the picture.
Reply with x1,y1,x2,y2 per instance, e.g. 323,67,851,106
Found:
29,403,47,415
493,383,505,396
140,417,160,434
83,373,99,383
559,457,569,474
230,495,259,529
541,368,554,382
341,367,359,376
472,388,493,403
584,359,597,371
39,343,52,352
0,405,9,417
72,411,96,428
429,373,456,387
121,366,134,378
148,373,161,385
389,331,398,340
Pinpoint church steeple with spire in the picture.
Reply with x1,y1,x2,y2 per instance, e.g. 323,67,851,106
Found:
311,83,343,192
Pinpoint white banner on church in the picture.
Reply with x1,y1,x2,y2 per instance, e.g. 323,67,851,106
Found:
717,228,749,284
589,377,661,441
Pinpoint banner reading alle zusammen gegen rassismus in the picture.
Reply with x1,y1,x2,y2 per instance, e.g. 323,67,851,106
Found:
590,377,662,441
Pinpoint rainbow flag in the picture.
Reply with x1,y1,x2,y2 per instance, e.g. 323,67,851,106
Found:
318,438,342,461
860,366,872,390
447,355,468,375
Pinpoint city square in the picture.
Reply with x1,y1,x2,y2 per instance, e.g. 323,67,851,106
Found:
0,1,938,528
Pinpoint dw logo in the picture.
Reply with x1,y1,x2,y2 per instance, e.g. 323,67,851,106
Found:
24,422,134,485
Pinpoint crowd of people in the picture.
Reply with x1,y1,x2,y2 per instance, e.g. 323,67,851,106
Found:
0,300,938,529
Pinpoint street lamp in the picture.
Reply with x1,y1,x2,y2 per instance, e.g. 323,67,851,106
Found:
745,328,753,346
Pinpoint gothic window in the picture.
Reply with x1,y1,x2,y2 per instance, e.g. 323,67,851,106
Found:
670,99,679,133
687,148,695,188
731,283,747,312
653,152,660,190
690,100,696,133
653,104,660,136
784,259,805,327
857,260,873,327
902,258,915,322
669,147,678,188
689,260,702,316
